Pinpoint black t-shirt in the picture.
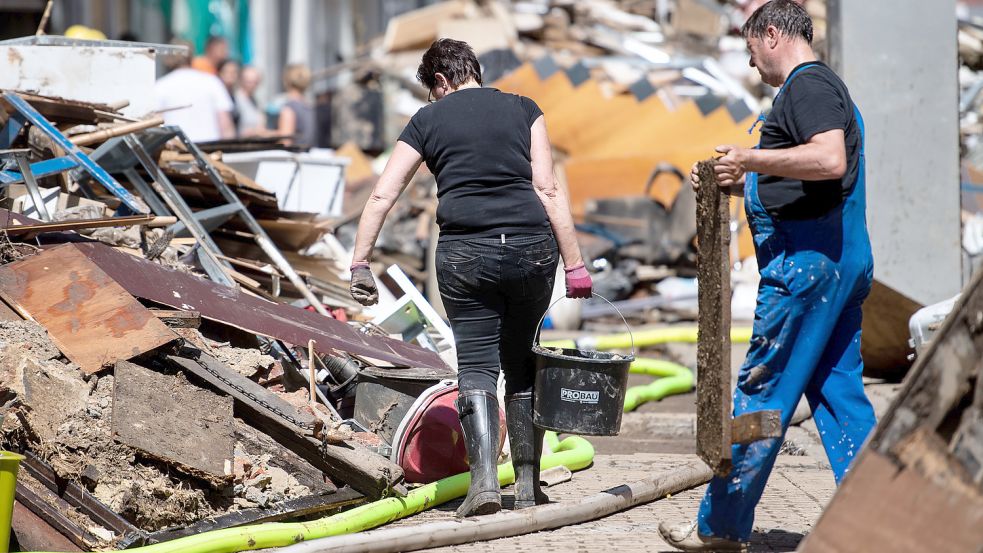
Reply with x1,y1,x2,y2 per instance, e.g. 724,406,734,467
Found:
398,87,551,238
757,62,861,220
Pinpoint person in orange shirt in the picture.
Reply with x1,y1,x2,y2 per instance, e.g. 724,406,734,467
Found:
191,36,229,76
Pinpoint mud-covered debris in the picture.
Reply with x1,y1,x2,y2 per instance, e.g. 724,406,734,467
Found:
231,449,311,509
0,320,62,364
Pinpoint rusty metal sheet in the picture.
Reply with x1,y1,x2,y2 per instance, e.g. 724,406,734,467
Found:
71,241,447,370
0,244,178,374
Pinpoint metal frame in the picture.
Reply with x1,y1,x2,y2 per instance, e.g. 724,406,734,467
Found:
0,92,149,214
173,130,332,317
0,149,52,221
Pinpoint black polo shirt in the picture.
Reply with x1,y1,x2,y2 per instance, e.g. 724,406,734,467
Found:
757,62,862,220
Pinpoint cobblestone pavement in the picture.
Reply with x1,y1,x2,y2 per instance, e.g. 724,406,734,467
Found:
390,452,835,553
378,338,894,552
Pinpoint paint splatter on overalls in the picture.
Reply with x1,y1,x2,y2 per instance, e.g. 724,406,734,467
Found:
697,64,878,542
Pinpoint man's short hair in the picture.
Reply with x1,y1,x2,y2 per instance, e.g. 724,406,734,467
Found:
416,39,483,90
741,0,813,45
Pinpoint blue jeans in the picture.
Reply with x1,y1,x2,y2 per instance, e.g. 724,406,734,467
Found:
435,233,558,395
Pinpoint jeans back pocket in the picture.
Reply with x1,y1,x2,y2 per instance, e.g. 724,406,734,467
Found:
436,251,483,299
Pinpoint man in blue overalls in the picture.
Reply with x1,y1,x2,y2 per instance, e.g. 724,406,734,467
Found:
660,1,877,551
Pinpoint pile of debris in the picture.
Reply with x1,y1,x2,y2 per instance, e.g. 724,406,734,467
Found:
0,89,449,551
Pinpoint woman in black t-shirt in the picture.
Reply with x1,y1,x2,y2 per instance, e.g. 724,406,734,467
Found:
349,39,591,518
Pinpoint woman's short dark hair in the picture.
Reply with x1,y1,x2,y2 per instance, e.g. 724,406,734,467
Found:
741,0,813,45
416,38,483,90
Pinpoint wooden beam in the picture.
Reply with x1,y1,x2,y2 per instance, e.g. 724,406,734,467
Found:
799,266,983,553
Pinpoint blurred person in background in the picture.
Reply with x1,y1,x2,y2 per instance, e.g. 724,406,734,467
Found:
348,39,592,519
155,41,235,142
277,64,317,149
217,59,241,133
237,65,268,137
192,35,229,76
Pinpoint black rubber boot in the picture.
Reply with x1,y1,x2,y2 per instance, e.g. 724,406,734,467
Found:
506,392,549,509
455,389,502,517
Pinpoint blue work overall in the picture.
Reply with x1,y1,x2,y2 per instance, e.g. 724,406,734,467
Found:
697,65,878,542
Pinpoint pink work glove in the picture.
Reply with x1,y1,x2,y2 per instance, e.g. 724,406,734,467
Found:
564,262,593,299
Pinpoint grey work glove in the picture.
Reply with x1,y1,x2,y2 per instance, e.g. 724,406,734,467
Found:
350,264,379,306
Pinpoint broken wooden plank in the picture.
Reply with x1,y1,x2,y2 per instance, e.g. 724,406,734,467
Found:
0,244,178,374
112,361,234,485
695,158,732,476
731,410,782,445
0,214,154,237
71,241,447,370
150,309,201,329
799,266,983,553
14,480,101,550
798,450,983,553
165,354,404,499
382,0,469,52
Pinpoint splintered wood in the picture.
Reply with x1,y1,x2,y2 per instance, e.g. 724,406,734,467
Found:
695,159,732,476
799,268,983,553
0,244,177,374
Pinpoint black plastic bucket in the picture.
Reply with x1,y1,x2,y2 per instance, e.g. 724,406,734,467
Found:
532,294,635,436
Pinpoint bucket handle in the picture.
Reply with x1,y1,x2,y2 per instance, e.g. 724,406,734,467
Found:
534,292,635,358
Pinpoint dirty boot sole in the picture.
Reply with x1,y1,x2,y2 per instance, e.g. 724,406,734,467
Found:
456,491,502,517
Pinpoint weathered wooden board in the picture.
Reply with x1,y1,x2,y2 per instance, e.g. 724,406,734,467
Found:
799,265,983,553
695,159,732,476
112,361,234,484
12,499,85,553
0,244,177,374
798,450,983,553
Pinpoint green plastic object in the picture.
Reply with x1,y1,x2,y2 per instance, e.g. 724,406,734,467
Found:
0,451,24,553
541,325,753,352
26,435,594,553
623,358,695,412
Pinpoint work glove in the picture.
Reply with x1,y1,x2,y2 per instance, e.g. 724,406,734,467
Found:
564,262,593,299
349,262,379,306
